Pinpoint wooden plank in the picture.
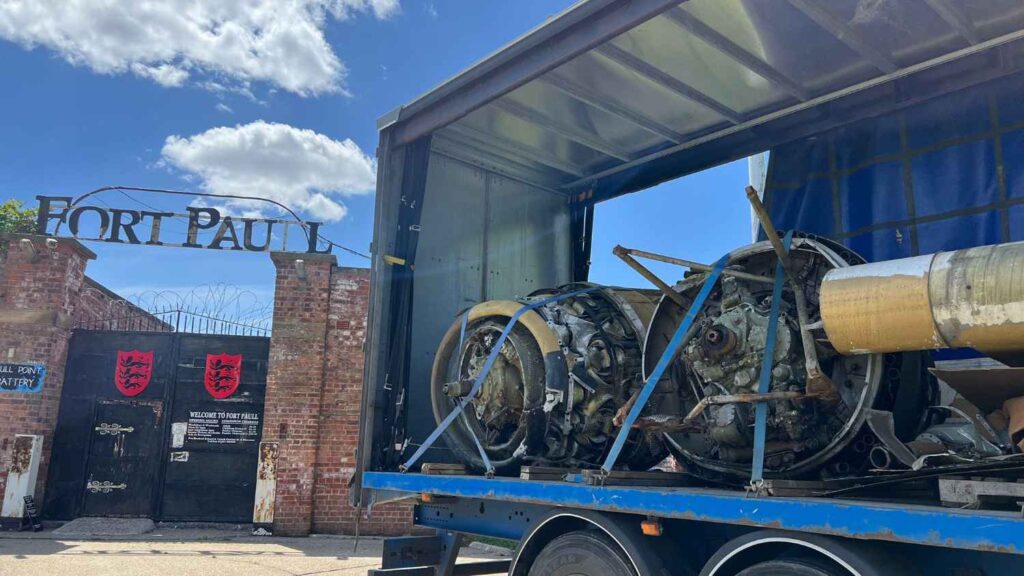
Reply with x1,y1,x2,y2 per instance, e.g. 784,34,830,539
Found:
939,477,1024,509
581,469,689,487
421,463,468,476
520,466,575,481
764,477,938,500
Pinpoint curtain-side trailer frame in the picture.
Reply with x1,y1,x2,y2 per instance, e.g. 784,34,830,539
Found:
355,1,1024,574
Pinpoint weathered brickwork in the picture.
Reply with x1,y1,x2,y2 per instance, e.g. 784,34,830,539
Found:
0,235,93,500
262,252,334,536
0,234,166,503
265,254,413,536
1,234,411,535
75,277,170,331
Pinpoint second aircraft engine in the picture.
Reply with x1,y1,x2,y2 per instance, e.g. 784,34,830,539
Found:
431,285,670,473
643,236,893,479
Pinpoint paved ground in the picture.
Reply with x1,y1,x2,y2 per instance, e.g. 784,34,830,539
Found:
0,529,503,576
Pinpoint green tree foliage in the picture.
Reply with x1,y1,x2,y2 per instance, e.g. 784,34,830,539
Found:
0,199,37,235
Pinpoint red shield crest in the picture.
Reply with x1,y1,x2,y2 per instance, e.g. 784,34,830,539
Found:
115,350,153,397
204,353,242,399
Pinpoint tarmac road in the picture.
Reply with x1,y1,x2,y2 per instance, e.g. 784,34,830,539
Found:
0,532,504,576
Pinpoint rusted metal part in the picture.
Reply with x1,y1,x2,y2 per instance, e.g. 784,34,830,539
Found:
617,245,775,285
613,245,688,309
821,242,1024,358
632,413,704,433
9,436,33,475
1,435,43,521
633,391,806,432
745,186,839,405
252,441,279,531
613,388,640,428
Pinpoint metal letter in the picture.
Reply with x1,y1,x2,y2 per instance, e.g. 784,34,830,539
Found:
34,196,71,236
305,222,332,254
184,207,220,248
68,206,110,240
141,211,174,246
242,218,274,252
208,216,243,251
107,209,142,244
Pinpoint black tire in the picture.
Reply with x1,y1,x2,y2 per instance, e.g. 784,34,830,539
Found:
528,530,636,576
736,558,844,576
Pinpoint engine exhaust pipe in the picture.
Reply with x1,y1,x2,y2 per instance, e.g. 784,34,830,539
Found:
820,242,1024,358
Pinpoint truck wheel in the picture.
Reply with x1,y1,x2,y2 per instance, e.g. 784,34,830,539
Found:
737,558,845,576
528,530,636,576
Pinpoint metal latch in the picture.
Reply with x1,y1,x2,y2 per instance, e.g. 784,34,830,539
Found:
94,423,135,435
86,481,128,493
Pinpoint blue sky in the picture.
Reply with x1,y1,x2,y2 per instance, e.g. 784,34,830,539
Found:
0,1,750,308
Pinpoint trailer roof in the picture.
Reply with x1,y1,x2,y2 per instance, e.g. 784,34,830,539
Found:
379,0,1024,201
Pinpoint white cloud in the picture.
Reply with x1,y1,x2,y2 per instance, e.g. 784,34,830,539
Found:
0,0,400,96
130,63,190,87
161,121,375,222
215,103,234,114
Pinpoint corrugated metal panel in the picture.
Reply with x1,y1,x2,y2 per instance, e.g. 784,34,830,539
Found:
383,0,1024,200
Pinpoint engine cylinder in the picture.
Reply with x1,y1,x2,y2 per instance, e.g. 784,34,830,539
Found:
430,285,668,473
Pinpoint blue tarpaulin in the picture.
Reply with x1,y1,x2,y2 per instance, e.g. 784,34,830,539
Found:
766,73,1024,263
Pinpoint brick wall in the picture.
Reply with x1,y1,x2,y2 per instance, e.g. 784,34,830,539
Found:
0,235,94,501
264,253,414,536
0,234,167,503
74,277,171,331
262,252,334,535
0,234,410,534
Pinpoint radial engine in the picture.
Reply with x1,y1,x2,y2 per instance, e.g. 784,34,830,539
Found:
429,237,1024,480
430,285,671,473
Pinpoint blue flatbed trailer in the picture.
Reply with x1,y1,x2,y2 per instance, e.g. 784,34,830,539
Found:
355,2,1024,574
363,472,1023,574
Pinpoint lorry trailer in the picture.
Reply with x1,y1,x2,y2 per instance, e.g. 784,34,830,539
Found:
355,1,1024,574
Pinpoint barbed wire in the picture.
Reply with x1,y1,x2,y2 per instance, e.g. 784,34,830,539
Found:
126,283,274,323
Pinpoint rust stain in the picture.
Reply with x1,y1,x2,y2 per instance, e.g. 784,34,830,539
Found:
258,442,279,480
9,436,33,475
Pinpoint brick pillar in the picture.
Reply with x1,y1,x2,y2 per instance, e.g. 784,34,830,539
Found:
311,267,415,535
0,234,95,501
263,255,415,536
311,267,369,533
263,252,336,536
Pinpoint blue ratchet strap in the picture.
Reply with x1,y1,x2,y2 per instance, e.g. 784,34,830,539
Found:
401,286,603,472
454,310,495,475
601,254,731,474
751,231,793,487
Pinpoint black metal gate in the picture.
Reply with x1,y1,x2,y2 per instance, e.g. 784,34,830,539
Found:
81,398,163,517
44,323,269,522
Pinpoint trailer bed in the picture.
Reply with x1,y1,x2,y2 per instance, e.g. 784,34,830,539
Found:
364,471,1024,555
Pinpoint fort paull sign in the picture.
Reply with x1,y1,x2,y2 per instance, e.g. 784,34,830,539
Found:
35,195,331,254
